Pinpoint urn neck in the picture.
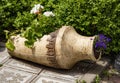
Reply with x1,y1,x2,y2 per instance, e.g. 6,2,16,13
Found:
56,26,98,62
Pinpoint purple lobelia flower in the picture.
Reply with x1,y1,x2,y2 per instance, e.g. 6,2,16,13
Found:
95,34,111,50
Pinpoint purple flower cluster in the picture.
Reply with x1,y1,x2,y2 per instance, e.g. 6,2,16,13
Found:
95,34,111,49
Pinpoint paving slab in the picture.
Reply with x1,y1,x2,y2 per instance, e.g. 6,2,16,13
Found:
33,61,95,82
0,48,11,64
0,66,37,83
32,74,73,83
5,58,43,74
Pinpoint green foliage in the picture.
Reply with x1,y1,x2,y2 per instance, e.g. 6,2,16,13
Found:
54,0,120,54
0,0,32,35
0,64,3,67
0,0,59,48
75,79,79,83
6,39,15,51
93,75,101,83
0,0,120,54
81,80,87,83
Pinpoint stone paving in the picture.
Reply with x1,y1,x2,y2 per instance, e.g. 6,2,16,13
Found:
0,42,110,83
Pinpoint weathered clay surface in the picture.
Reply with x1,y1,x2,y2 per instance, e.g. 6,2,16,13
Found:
8,26,100,69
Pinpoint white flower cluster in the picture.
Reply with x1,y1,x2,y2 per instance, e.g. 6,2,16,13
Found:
30,4,44,14
43,11,55,17
30,4,55,17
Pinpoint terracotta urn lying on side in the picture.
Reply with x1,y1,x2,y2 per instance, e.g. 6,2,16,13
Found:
8,26,101,69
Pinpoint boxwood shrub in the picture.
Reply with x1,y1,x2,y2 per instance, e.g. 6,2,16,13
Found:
0,0,120,54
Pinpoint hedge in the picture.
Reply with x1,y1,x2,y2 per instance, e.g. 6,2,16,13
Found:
0,0,120,54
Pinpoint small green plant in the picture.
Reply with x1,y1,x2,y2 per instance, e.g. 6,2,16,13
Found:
81,80,87,83
76,79,86,83
93,75,101,83
76,79,79,83
103,70,112,78
0,64,3,67
6,39,15,51
102,68,119,79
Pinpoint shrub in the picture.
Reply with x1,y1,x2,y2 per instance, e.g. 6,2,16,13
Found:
0,0,32,35
54,0,120,54
0,0,57,35
1,0,120,54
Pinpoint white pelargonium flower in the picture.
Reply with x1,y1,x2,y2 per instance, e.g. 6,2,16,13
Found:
43,11,55,17
30,8,39,14
30,4,44,14
35,4,44,10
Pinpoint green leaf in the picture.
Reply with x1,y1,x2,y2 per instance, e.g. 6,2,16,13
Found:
0,64,3,67
25,40,35,48
4,30,9,39
6,39,15,51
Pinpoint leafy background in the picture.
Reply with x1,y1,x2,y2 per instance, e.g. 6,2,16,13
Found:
0,0,120,55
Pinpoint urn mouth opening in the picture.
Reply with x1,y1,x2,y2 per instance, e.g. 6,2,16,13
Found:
93,47,101,60
93,35,101,60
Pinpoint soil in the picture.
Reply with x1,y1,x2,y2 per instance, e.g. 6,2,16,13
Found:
0,35,6,42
